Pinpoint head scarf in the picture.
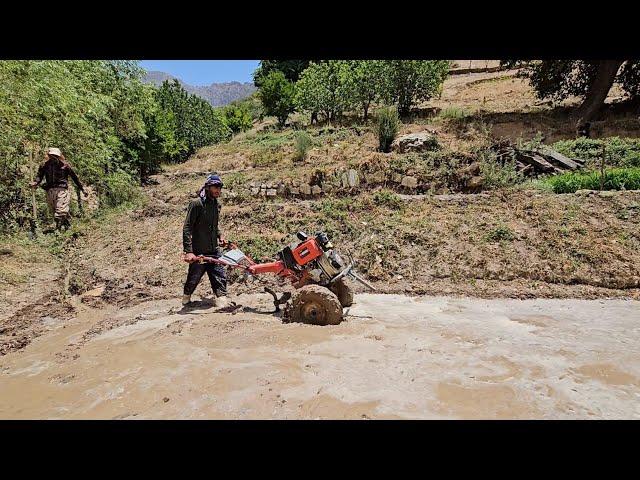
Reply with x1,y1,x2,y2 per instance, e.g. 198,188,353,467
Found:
198,174,224,199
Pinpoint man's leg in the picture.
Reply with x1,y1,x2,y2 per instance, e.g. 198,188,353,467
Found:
205,262,227,297
45,189,58,231
183,262,206,303
57,189,71,230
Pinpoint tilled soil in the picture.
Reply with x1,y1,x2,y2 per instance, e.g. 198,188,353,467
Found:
0,292,638,419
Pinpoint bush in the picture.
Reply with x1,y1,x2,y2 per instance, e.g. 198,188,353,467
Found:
479,150,524,189
101,170,140,207
437,107,469,120
293,130,313,162
485,225,515,243
372,189,403,209
545,167,640,193
552,137,640,168
376,106,400,153
223,103,253,134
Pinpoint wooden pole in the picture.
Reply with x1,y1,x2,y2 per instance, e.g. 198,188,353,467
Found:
28,146,39,235
600,143,606,191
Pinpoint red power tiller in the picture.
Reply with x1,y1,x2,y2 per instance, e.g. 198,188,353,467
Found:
184,231,375,325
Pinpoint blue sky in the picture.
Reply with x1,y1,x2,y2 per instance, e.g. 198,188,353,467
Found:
139,60,260,85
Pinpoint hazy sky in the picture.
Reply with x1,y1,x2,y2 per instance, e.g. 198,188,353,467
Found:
139,60,260,85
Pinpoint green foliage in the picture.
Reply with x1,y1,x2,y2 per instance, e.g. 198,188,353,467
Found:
101,170,140,207
372,189,403,209
552,137,640,168
375,106,400,153
228,93,263,122
293,130,313,162
156,80,231,162
258,71,296,128
253,60,311,87
379,60,450,115
222,102,253,134
503,60,640,102
437,107,469,120
544,168,640,193
485,225,515,243
0,60,232,233
479,149,524,188
342,60,388,120
295,61,353,123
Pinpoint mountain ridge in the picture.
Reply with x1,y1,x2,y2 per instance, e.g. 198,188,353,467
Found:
142,70,257,107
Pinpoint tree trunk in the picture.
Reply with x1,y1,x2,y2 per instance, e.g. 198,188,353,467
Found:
572,60,624,132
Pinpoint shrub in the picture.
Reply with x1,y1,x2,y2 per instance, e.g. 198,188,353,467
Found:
376,106,400,153
101,170,139,207
372,189,403,209
545,167,640,193
485,225,515,243
293,130,313,162
552,137,640,168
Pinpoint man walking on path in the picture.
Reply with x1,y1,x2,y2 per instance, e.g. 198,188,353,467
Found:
30,147,87,231
182,174,229,307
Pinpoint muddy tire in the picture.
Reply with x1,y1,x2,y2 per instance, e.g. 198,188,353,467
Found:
289,285,343,326
329,278,354,307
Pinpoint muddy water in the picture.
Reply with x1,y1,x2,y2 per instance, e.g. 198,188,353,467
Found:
1,293,639,419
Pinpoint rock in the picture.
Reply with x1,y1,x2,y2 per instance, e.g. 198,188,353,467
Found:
341,169,360,188
598,191,615,198
300,184,312,196
251,187,260,196
82,285,106,298
459,162,481,177
391,132,439,153
311,185,322,196
466,176,484,192
277,182,286,195
260,188,267,197
289,187,300,196
401,176,418,189
266,188,277,197
323,183,334,194
575,189,596,196
392,173,403,183
366,171,385,184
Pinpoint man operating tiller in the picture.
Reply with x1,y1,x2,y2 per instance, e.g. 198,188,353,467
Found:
181,174,230,307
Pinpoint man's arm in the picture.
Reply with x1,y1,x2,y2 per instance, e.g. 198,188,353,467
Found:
67,166,85,193
31,164,45,187
183,201,198,254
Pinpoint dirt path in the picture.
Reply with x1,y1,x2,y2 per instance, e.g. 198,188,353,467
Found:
1,292,639,419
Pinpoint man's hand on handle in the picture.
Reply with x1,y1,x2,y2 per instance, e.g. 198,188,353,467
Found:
183,252,198,263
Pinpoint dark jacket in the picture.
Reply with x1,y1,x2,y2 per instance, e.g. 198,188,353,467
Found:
35,159,83,191
182,196,222,255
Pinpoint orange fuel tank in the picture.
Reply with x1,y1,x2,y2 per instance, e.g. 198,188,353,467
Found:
291,238,324,266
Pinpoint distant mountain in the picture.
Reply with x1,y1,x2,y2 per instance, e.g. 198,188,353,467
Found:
142,71,257,107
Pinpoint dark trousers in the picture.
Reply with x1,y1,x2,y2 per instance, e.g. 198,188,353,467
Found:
183,260,227,296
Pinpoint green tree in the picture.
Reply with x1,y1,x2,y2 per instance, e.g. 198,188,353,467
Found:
253,60,311,87
258,71,296,128
501,60,640,132
380,60,449,116
294,61,353,123
223,102,253,134
343,60,387,120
